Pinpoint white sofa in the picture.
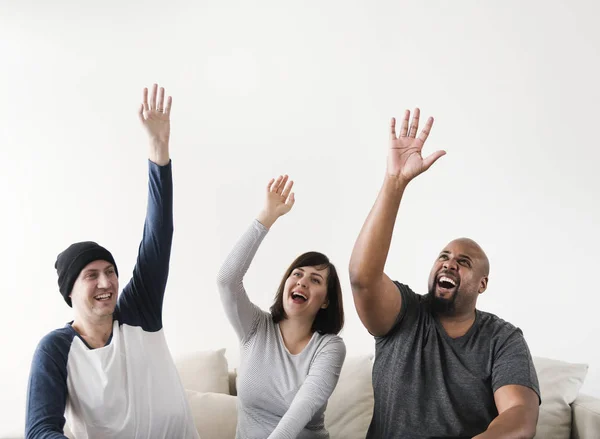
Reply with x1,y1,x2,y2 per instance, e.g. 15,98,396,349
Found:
173,350,599,439
8,351,599,439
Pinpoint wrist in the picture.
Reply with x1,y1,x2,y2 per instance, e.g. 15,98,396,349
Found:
384,173,410,193
256,210,278,229
149,139,170,166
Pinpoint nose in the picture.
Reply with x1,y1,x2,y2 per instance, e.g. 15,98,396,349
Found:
296,278,307,288
443,259,458,271
97,273,111,289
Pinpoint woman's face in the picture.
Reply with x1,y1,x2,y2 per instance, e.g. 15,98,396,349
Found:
282,265,329,321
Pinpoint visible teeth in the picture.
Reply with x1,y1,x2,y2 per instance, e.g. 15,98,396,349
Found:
439,276,456,286
292,292,307,300
95,293,111,300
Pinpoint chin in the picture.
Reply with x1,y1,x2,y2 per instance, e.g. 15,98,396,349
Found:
435,290,456,300
94,306,116,316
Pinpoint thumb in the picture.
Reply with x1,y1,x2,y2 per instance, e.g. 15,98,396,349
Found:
286,193,295,207
422,150,446,171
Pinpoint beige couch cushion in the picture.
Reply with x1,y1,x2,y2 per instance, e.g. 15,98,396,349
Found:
186,390,237,439
175,349,230,394
533,356,588,439
325,354,374,438
571,393,600,439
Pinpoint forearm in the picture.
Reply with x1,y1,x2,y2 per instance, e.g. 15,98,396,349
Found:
26,427,69,439
123,159,173,315
269,341,346,439
474,406,537,439
349,174,407,287
257,210,278,229
138,160,174,285
145,158,173,233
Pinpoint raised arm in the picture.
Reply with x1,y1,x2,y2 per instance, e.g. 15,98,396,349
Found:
268,338,346,439
217,175,295,341
349,109,445,336
117,84,174,330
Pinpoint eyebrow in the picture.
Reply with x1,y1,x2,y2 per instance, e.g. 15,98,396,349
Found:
82,265,114,274
295,268,325,279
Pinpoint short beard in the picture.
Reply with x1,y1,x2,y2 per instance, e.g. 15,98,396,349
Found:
426,285,458,316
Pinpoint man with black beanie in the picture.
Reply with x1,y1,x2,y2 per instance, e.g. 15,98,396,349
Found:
25,84,199,439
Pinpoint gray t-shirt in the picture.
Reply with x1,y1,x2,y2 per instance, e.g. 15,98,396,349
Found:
367,282,540,439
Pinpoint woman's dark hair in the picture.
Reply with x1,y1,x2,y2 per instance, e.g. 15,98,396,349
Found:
270,251,344,335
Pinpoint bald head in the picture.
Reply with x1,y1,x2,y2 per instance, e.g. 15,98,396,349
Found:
446,238,490,277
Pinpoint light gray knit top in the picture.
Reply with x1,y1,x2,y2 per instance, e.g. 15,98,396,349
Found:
217,219,346,439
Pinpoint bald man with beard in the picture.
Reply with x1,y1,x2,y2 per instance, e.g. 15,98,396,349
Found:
349,109,540,439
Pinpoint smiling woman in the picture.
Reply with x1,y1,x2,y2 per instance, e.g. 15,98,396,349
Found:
270,251,344,337
216,175,346,439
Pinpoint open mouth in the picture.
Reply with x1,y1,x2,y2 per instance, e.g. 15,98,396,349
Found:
436,275,458,293
94,293,113,302
291,291,308,304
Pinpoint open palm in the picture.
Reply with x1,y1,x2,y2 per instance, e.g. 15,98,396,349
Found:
139,84,172,146
264,175,295,218
388,108,445,182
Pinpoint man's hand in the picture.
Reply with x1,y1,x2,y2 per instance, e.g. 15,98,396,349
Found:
387,108,445,184
256,175,295,229
139,83,172,166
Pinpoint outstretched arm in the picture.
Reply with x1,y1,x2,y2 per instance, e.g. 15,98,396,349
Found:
349,109,445,336
217,175,295,341
117,84,174,330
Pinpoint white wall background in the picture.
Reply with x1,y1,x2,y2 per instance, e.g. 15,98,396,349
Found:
1,0,599,435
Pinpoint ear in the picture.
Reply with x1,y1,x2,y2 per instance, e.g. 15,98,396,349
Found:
478,276,488,294
321,300,329,309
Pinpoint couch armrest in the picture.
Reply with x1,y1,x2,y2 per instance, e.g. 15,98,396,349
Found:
571,393,600,439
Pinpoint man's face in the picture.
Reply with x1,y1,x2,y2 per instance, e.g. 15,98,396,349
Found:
427,239,488,315
70,260,119,320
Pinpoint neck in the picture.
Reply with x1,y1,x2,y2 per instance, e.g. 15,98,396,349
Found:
71,314,113,348
437,309,476,338
278,317,314,354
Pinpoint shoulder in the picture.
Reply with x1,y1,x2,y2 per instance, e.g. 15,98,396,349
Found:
392,281,426,310
317,332,345,346
33,325,76,367
477,310,522,337
375,282,428,340
241,309,275,343
392,281,416,296
476,310,528,351
314,333,347,358
37,325,75,352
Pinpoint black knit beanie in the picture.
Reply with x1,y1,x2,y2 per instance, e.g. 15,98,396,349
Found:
55,241,119,307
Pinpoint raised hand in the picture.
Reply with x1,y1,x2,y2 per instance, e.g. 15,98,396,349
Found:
387,108,445,183
138,83,172,166
257,175,295,229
